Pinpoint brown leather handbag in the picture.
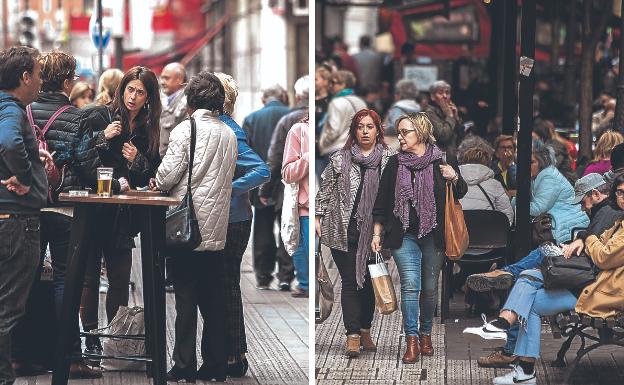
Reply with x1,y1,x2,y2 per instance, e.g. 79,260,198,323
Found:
444,182,469,260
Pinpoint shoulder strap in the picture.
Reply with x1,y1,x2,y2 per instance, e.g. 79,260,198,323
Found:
187,117,196,190
26,105,35,127
26,104,72,138
42,105,72,136
343,96,358,115
476,183,495,210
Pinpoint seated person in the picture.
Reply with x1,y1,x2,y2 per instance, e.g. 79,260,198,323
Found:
458,135,514,224
464,173,624,385
491,134,517,196
469,173,622,368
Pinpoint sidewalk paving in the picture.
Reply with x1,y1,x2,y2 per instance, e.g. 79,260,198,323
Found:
315,254,624,385
14,240,309,385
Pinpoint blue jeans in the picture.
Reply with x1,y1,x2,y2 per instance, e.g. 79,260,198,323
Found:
502,269,577,358
292,216,309,291
392,233,445,336
500,247,544,353
0,215,41,384
502,248,544,277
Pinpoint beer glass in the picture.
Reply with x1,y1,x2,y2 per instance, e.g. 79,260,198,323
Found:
97,167,113,197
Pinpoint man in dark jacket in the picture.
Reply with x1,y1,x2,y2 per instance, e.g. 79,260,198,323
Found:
259,76,308,221
0,46,47,385
19,52,125,378
424,80,463,159
242,85,292,290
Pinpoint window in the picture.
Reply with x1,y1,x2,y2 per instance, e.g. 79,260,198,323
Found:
43,0,52,13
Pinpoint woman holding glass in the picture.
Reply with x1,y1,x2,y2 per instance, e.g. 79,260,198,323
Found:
80,66,162,357
371,112,467,363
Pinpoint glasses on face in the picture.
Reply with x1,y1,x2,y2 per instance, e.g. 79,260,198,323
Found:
498,145,514,151
616,189,624,198
397,129,415,137
126,85,146,98
72,75,80,81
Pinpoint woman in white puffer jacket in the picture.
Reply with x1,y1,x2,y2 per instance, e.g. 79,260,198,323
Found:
156,71,237,382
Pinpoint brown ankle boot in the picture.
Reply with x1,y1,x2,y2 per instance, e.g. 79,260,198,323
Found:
419,334,434,356
402,336,420,364
360,329,377,352
346,334,360,358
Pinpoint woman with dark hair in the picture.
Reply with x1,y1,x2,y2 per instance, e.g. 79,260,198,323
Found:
80,66,162,358
315,109,395,357
465,173,624,385
371,112,467,363
157,71,237,382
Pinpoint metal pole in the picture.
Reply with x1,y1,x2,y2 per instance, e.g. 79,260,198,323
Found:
97,0,103,78
501,0,518,136
2,0,8,48
614,0,624,133
114,36,123,69
516,0,536,259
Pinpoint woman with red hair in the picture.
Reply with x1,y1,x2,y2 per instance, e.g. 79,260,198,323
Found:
315,109,396,357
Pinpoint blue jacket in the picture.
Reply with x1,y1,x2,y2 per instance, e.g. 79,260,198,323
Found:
0,91,47,214
220,115,270,223
530,166,590,243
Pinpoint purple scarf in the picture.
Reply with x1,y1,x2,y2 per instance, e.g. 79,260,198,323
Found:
341,144,384,289
394,145,443,238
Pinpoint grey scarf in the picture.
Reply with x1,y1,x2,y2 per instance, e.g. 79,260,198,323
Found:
394,145,442,238
341,144,384,288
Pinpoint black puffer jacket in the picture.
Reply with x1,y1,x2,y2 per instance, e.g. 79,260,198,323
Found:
29,92,119,205
83,104,160,188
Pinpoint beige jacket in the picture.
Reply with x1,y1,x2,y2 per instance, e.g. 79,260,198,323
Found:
156,109,237,251
576,219,624,318
159,90,188,157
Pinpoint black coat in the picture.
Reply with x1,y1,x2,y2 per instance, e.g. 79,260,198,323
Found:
83,104,160,188
372,153,468,250
80,104,161,249
29,92,119,202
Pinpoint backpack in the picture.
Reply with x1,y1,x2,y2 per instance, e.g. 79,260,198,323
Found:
26,104,71,203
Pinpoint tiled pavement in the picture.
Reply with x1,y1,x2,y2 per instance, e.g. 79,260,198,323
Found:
315,251,624,385
15,237,309,385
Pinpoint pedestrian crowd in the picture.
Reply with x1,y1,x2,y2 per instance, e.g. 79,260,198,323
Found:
316,35,624,385
0,45,309,385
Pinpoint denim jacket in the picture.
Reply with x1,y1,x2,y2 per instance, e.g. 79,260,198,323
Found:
220,115,270,223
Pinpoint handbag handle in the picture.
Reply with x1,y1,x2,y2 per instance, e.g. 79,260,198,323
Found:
186,117,197,194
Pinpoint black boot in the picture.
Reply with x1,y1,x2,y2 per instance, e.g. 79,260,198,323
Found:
197,364,226,382
166,366,196,383
84,335,103,365
227,357,249,377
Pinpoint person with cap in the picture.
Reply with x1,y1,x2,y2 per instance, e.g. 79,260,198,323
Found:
468,172,622,368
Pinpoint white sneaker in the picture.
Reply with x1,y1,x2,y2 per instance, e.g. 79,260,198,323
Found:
493,364,536,384
463,314,507,340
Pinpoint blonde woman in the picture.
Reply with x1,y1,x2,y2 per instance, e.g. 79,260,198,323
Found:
69,81,94,108
371,112,467,363
94,68,123,106
583,130,624,176
214,72,270,377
